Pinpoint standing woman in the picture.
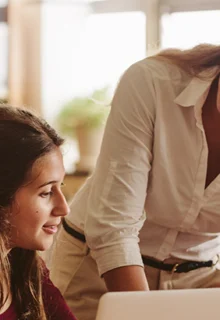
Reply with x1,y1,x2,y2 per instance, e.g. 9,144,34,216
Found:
0,105,76,319
51,44,220,320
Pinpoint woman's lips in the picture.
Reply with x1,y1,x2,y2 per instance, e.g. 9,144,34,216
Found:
42,225,58,234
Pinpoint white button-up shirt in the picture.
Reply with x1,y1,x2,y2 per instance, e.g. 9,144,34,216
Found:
67,57,220,276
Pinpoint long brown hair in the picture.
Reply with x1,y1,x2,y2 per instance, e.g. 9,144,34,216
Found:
155,43,220,78
0,105,64,319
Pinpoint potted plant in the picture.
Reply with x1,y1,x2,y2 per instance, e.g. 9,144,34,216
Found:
56,87,110,172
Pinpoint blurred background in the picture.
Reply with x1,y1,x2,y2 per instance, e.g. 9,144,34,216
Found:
2,0,220,197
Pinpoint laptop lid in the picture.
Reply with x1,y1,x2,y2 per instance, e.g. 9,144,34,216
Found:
96,289,220,320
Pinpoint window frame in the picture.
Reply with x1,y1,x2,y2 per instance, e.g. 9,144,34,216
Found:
0,5,7,22
0,3,8,100
90,0,143,14
160,0,220,13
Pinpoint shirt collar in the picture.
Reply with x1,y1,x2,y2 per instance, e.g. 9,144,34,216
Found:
174,67,219,107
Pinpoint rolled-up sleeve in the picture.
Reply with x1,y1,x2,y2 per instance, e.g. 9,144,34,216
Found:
84,63,156,276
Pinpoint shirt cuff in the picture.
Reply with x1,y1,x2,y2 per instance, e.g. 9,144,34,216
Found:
90,241,144,276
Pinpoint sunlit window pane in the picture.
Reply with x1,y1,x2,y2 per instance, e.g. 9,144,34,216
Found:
42,6,146,171
80,11,146,94
161,10,220,49
42,7,146,120
0,0,7,6
0,22,8,98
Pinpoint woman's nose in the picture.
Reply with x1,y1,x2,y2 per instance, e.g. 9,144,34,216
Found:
53,192,70,217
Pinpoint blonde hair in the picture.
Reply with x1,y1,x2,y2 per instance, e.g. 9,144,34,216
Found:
155,43,220,78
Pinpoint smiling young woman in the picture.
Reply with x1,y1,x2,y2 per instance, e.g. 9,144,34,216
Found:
0,105,76,320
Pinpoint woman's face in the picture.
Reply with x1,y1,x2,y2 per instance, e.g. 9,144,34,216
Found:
9,148,70,251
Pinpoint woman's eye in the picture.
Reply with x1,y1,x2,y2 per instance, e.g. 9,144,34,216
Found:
40,191,53,198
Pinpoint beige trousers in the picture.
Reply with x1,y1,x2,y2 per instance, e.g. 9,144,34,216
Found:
50,226,220,320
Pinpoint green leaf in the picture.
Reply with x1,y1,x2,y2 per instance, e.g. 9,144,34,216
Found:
56,87,111,137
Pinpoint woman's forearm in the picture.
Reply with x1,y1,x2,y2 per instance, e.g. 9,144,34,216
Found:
103,265,149,292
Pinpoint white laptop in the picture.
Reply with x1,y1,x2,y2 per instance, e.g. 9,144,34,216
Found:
96,289,220,320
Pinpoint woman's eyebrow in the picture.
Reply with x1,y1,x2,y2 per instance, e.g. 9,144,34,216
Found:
38,180,58,188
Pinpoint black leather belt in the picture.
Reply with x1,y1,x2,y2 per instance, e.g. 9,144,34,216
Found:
62,218,86,243
142,255,216,273
62,218,218,273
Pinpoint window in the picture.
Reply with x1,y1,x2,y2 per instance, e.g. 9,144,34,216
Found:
42,6,146,121
161,10,220,49
79,11,146,94
0,0,8,99
41,3,146,172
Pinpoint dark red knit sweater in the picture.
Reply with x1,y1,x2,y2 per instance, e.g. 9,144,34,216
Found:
0,268,76,320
